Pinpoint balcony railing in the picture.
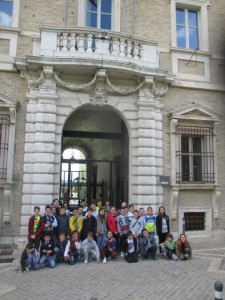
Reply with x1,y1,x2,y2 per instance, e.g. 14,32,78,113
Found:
38,26,159,69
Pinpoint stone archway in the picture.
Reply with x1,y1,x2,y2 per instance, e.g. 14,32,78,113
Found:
60,106,129,208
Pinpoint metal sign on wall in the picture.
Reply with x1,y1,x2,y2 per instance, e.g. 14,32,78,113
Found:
159,176,171,186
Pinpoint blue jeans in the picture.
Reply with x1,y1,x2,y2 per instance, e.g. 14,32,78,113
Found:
39,255,56,268
97,234,106,250
25,257,39,270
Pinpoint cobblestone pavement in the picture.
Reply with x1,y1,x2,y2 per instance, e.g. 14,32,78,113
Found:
0,235,225,300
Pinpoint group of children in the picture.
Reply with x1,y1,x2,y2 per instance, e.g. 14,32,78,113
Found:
20,199,192,272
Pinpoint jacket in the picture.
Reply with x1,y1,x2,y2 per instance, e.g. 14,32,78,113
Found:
81,239,100,260
102,237,117,251
69,216,83,233
122,237,138,254
57,214,70,235
20,248,39,272
81,215,97,240
175,239,192,259
28,215,44,240
96,217,107,235
156,214,170,236
117,215,130,235
42,214,58,233
129,217,144,235
40,241,55,256
107,213,118,234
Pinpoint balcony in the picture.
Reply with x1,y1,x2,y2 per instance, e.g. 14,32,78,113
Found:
29,26,160,74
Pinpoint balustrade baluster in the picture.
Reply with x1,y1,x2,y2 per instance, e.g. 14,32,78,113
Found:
119,38,126,57
70,33,76,51
112,37,119,55
78,34,84,52
133,42,140,60
62,33,68,51
57,33,61,51
87,34,93,53
126,39,132,58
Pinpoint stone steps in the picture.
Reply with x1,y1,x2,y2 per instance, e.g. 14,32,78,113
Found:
0,244,16,264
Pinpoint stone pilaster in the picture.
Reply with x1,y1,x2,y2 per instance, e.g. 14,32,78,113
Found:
20,67,58,236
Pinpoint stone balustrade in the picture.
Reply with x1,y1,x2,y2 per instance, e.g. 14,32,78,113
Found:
38,26,159,68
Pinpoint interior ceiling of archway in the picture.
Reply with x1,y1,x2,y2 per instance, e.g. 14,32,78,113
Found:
64,109,122,133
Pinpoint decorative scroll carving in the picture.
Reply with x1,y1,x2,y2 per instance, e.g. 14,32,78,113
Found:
152,81,169,97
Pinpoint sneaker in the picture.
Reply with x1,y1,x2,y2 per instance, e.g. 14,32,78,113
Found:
84,259,88,264
120,252,124,258
25,266,30,272
103,257,107,264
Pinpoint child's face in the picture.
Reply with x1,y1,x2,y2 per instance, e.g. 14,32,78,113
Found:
147,208,153,215
59,235,65,241
87,210,92,217
127,234,133,240
45,208,51,215
120,209,125,216
107,232,113,239
78,208,83,215
143,231,148,238
97,201,102,207
167,237,172,242
180,235,186,242
87,236,93,242
129,206,134,212
73,210,78,216
159,207,165,214
73,233,78,240
99,210,105,216
54,200,59,207
124,208,128,214
105,201,110,206
44,236,51,243
139,209,145,216
34,209,40,216
60,209,66,215
134,211,139,219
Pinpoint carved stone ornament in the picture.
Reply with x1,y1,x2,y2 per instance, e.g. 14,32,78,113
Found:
89,87,108,106
152,81,169,98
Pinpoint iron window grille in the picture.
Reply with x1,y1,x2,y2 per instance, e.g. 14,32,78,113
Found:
184,212,205,231
176,125,215,183
0,114,9,180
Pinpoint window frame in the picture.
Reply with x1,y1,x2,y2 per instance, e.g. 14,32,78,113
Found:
85,0,112,30
171,0,209,52
77,0,121,32
0,0,20,28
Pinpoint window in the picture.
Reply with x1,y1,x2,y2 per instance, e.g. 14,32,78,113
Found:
176,7,198,49
176,125,214,183
0,114,9,179
184,212,205,231
86,0,112,30
0,0,13,27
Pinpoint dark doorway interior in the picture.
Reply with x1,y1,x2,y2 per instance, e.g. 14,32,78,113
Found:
60,109,129,209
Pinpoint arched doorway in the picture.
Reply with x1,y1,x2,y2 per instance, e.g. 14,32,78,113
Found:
60,107,129,209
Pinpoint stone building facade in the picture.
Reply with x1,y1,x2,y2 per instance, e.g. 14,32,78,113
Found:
0,0,224,245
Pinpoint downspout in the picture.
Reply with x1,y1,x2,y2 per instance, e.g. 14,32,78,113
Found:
122,0,126,32
75,0,78,26
64,0,68,26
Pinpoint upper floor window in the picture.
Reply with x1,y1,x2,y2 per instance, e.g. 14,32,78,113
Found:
0,114,9,179
86,0,112,30
176,7,198,50
0,0,13,27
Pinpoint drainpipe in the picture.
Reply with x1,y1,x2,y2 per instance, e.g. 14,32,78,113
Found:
75,0,78,26
122,0,126,32
132,0,136,35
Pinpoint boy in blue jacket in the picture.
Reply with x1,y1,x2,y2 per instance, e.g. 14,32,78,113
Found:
100,230,117,264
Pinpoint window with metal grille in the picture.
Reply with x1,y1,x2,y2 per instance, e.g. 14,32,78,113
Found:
184,212,205,231
0,114,9,180
176,125,214,183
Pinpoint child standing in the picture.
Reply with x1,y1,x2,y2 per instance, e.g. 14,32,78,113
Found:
56,207,70,237
42,205,58,243
122,231,138,263
96,208,107,250
160,233,178,261
144,207,156,242
20,243,39,272
156,205,170,255
81,232,100,264
100,230,117,264
39,234,56,268
175,234,192,260
69,208,83,235
81,208,97,241
117,207,130,257
28,206,43,251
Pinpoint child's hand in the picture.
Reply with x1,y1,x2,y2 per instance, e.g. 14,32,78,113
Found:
31,235,35,239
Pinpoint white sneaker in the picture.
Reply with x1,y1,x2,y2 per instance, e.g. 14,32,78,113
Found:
25,266,30,272
103,257,107,264
120,251,124,257
84,259,88,264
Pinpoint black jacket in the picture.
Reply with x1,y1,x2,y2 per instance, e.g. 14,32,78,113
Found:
156,214,170,236
122,238,138,254
81,215,97,240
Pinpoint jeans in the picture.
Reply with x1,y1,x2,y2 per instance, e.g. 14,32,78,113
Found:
140,238,157,259
161,245,178,261
97,234,106,250
55,248,64,262
25,257,39,270
39,255,56,268
68,251,79,265
83,248,98,261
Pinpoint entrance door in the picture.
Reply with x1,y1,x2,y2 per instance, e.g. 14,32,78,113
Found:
60,108,129,208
